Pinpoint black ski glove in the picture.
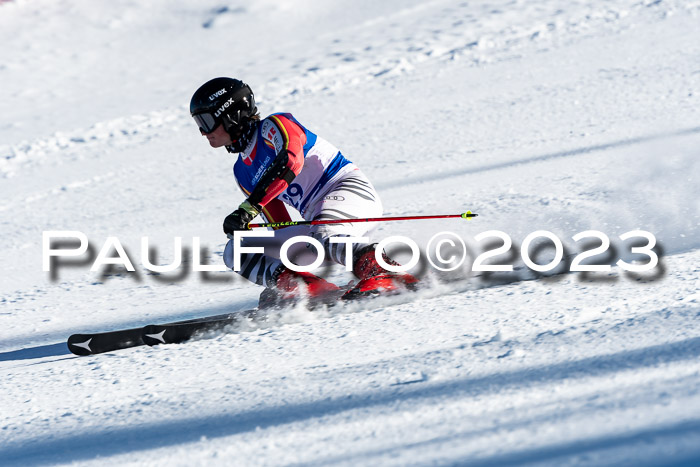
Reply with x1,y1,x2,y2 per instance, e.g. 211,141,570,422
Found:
223,200,261,235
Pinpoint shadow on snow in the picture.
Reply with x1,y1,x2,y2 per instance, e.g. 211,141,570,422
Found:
0,343,70,362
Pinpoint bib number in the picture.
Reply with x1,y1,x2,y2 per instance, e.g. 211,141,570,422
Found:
282,183,304,209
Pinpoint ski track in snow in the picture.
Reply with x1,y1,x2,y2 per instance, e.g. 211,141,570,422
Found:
1,0,700,465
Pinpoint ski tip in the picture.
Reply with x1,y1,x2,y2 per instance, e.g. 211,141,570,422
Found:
67,334,95,356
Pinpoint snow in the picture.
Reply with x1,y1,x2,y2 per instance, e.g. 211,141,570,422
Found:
1,0,700,465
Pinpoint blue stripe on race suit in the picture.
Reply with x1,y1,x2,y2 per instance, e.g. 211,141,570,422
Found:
303,129,317,153
299,152,352,216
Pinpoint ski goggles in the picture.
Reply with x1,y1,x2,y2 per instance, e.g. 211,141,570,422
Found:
192,112,219,134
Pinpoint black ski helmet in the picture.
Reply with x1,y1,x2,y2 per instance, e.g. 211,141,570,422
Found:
190,77,258,148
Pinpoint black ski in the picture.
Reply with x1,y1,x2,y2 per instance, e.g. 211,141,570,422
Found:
66,312,245,356
142,308,263,346
139,290,386,346
67,282,411,355
67,327,145,356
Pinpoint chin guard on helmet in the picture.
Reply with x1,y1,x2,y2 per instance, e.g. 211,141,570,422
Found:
225,118,258,153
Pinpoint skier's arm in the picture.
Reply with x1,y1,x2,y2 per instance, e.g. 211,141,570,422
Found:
224,171,295,235
224,116,305,234
247,115,305,207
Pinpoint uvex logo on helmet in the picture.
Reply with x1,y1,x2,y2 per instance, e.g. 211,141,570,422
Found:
209,88,227,101
214,98,235,118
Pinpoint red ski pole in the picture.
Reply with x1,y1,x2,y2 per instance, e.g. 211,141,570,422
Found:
247,211,477,230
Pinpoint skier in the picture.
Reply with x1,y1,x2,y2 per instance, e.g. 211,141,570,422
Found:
190,77,417,306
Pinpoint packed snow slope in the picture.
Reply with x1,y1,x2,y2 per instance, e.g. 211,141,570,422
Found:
1,0,700,465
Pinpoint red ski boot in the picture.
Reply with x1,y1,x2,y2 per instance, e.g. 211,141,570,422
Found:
259,267,342,309
342,244,419,300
